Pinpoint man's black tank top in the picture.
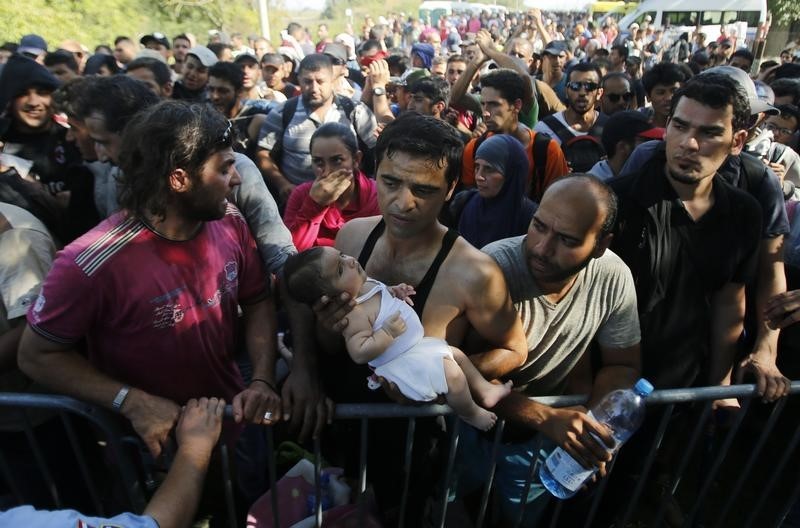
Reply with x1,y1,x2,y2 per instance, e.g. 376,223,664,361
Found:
358,219,459,317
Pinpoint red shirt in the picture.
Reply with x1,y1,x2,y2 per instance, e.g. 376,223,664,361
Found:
283,171,380,251
27,205,267,405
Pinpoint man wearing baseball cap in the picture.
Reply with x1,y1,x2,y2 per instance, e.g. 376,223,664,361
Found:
322,42,361,100
172,45,216,101
235,53,267,101
140,33,170,61
540,40,568,102
590,110,663,180
260,53,296,100
18,34,48,64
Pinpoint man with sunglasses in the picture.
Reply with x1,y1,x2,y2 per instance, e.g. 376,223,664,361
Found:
599,72,635,116
535,63,608,172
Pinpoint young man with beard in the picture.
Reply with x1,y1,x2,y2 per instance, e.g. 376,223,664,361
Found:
535,62,606,145
256,53,377,205
18,101,281,459
461,69,568,201
207,62,268,159
535,62,609,172
457,174,642,526
610,73,762,395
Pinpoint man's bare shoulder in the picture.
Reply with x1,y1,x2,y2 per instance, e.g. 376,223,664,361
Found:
334,215,383,256
442,236,506,292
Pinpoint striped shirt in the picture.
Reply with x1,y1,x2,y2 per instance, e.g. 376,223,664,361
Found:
257,96,378,185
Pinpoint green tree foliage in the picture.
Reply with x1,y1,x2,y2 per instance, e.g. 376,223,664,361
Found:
0,0,265,48
769,0,800,26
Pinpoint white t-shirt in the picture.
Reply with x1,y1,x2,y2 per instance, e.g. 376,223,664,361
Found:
483,235,640,395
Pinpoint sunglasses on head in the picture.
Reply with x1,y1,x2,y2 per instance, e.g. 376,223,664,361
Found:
567,81,599,92
605,92,634,103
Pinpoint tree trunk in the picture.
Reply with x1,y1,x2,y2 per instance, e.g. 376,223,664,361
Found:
765,21,800,57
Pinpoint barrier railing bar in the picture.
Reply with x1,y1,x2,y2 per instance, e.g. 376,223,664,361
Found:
684,397,752,526
582,455,616,528
59,411,104,515
514,433,545,528
0,447,23,505
547,499,563,528
398,417,416,528
0,394,146,511
358,417,368,528
312,435,323,528
618,404,675,527
715,397,789,528
265,427,280,528
219,443,237,528
438,417,461,528
651,401,713,528
476,419,505,528
776,463,800,528
22,413,60,508
744,418,800,528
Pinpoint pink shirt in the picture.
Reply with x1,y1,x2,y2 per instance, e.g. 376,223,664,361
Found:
283,171,380,251
27,205,267,405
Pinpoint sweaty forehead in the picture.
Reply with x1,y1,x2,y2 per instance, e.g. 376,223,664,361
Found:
381,151,448,183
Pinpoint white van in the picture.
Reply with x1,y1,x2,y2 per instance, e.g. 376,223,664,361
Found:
617,0,767,46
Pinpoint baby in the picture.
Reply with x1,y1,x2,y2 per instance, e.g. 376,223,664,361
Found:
283,246,512,430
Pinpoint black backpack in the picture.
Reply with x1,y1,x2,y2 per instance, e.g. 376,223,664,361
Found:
541,113,608,173
269,95,376,176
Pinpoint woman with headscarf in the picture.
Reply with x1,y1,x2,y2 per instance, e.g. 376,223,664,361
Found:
411,42,435,70
456,134,537,249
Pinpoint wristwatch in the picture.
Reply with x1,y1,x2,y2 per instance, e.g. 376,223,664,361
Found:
373,86,386,96
112,385,131,411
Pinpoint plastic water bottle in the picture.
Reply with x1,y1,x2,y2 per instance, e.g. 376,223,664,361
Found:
539,378,654,499
306,472,333,514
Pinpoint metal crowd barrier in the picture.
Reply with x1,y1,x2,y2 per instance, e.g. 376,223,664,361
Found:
1,383,799,528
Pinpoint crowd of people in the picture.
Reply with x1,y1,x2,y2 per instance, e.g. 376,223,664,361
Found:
2,6,800,527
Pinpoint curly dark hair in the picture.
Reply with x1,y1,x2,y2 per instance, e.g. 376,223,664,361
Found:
117,100,233,220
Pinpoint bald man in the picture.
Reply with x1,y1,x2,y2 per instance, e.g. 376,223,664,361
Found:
454,174,642,526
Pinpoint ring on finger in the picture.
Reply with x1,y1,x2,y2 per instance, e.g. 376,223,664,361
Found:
263,411,273,421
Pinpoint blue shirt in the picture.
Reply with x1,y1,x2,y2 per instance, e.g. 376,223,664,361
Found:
0,505,158,528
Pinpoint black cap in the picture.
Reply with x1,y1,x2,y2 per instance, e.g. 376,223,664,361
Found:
601,110,663,154
140,33,170,50
543,40,568,56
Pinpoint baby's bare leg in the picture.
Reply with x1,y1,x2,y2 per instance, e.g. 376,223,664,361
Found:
442,357,497,431
449,346,513,408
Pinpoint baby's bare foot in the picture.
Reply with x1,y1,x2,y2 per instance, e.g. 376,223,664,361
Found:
480,380,513,408
462,408,497,431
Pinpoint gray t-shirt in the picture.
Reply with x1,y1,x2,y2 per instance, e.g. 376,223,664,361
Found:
483,235,641,395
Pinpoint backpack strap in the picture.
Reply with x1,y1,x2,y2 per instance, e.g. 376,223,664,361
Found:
531,131,550,200
588,112,609,139
541,114,573,144
281,96,300,131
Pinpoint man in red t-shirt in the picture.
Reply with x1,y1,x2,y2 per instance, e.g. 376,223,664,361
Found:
18,101,281,458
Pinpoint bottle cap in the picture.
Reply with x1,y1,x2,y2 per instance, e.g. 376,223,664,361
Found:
634,378,654,396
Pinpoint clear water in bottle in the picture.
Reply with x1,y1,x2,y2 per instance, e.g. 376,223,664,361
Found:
539,378,654,499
